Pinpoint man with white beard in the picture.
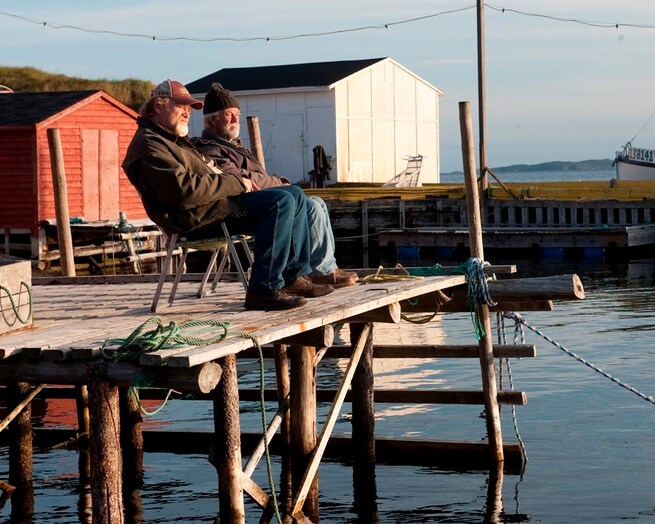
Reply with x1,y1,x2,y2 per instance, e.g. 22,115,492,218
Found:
122,79,334,310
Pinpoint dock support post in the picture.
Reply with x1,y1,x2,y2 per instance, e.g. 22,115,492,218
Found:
120,388,144,523
273,343,293,514
88,364,124,524
289,345,319,522
7,381,34,521
213,354,245,523
350,322,379,522
459,101,504,462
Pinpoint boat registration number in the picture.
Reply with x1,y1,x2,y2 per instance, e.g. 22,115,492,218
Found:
628,147,655,164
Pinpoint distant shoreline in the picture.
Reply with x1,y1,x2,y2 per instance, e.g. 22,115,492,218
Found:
442,158,613,176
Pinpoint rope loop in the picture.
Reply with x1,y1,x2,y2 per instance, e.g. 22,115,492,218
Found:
101,316,232,362
0,281,33,326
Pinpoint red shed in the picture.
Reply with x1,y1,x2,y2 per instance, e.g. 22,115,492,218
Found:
0,90,147,258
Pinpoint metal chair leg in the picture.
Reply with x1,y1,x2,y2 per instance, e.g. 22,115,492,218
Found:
151,233,178,313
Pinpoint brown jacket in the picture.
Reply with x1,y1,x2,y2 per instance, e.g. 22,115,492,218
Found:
122,118,246,234
191,131,289,190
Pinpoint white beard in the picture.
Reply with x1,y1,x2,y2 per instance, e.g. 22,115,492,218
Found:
175,122,189,137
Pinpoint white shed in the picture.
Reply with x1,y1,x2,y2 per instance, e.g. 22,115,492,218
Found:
186,57,443,185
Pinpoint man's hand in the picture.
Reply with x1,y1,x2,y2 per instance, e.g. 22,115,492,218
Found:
241,177,254,192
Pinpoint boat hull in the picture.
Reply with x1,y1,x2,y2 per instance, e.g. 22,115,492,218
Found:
615,147,655,180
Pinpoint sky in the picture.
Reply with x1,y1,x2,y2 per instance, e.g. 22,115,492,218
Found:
2,0,655,172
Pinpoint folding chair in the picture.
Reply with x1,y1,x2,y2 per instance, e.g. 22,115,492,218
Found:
150,222,253,313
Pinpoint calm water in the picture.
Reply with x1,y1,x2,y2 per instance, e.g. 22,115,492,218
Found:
3,169,655,523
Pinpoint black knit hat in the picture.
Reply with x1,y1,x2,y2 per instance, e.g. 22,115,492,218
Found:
203,82,240,115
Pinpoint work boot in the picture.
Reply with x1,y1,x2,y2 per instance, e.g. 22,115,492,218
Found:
309,268,358,289
283,275,334,297
244,289,307,310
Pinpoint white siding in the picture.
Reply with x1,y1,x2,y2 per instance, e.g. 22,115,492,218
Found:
188,57,442,185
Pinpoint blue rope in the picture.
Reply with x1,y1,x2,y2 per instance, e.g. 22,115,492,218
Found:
503,311,655,406
496,313,528,464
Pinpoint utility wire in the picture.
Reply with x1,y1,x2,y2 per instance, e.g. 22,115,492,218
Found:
1,4,654,45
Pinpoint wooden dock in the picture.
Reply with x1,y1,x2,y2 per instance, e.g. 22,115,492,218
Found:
0,266,584,522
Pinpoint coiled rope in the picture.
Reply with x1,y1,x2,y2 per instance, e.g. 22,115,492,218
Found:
503,311,655,406
0,281,33,326
100,316,283,523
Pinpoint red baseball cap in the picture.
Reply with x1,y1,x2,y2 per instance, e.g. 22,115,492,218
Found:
151,79,203,110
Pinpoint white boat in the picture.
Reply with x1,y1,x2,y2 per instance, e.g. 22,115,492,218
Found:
614,143,655,180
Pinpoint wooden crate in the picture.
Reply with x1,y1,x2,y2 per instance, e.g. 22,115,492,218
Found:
0,256,33,335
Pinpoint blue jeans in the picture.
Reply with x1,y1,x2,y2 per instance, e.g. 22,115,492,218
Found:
307,196,338,276
224,185,312,292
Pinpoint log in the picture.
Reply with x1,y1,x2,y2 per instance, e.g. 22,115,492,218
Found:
18,428,527,474
350,302,400,323
238,388,526,405
280,325,334,348
237,343,536,359
0,360,222,394
7,381,34,516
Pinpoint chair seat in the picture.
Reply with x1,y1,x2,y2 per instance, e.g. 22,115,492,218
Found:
150,225,253,313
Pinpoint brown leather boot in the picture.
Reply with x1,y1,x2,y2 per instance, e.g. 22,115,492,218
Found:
283,275,334,297
244,289,307,310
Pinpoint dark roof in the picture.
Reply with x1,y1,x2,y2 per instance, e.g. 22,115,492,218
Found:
0,91,98,126
186,58,387,93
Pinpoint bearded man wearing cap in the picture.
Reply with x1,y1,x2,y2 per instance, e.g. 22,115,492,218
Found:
192,83,358,290
122,79,335,310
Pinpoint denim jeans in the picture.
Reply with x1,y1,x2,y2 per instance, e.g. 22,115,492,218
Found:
307,196,338,276
223,185,312,292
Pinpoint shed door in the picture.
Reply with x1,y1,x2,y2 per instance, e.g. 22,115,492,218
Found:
82,129,120,221
264,114,305,183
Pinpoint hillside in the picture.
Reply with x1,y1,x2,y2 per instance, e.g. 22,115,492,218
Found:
0,66,155,111
444,158,614,175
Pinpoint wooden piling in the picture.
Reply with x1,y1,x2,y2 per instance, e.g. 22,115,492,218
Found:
246,116,266,170
88,364,124,524
273,343,293,514
289,345,319,521
213,354,245,523
459,100,504,462
120,388,144,523
350,322,379,522
7,381,34,520
46,127,75,277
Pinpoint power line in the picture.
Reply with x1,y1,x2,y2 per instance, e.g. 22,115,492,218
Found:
0,6,476,43
485,3,655,29
1,4,655,44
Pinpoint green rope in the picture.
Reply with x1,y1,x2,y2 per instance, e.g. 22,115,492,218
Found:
408,258,496,339
101,317,232,362
101,317,232,417
0,281,33,326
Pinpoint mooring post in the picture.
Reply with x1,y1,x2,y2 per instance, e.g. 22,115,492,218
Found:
459,100,504,462
7,381,34,521
213,354,245,523
350,322,379,522
88,364,124,524
289,345,319,522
